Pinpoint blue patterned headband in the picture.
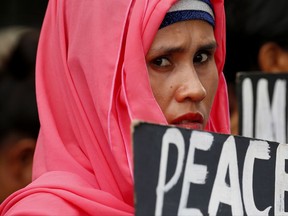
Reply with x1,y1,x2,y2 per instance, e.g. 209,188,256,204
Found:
160,0,215,29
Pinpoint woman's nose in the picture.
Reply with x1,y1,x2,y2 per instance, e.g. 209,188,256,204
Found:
175,70,207,102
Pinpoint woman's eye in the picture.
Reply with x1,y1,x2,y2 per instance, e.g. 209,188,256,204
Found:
152,57,172,67
194,53,209,63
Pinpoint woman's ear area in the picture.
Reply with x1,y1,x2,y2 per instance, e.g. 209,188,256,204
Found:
258,42,288,73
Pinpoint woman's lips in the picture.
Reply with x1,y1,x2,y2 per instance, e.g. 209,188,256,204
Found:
170,112,204,130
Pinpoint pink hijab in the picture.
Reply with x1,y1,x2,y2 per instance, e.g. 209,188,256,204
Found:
0,0,229,214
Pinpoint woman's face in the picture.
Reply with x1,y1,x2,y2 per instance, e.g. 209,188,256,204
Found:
146,20,218,130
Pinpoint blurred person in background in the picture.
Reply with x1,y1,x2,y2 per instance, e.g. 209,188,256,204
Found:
224,0,288,134
0,28,40,203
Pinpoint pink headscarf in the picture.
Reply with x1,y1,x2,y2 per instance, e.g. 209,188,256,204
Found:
0,0,229,214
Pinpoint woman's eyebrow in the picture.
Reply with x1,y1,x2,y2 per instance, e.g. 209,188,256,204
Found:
197,41,218,51
149,41,217,54
149,46,186,54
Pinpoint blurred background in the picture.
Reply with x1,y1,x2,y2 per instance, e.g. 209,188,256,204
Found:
224,0,288,138
0,0,47,203
0,0,48,28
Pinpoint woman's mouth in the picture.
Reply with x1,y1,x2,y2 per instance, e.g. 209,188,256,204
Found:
170,112,204,130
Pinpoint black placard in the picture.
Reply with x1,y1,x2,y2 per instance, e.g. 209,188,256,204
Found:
133,122,288,216
237,72,288,143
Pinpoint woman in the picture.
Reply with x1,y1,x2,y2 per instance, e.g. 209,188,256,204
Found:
0,0,229,214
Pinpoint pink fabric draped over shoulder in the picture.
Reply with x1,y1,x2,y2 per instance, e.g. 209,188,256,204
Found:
0,0,229,215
